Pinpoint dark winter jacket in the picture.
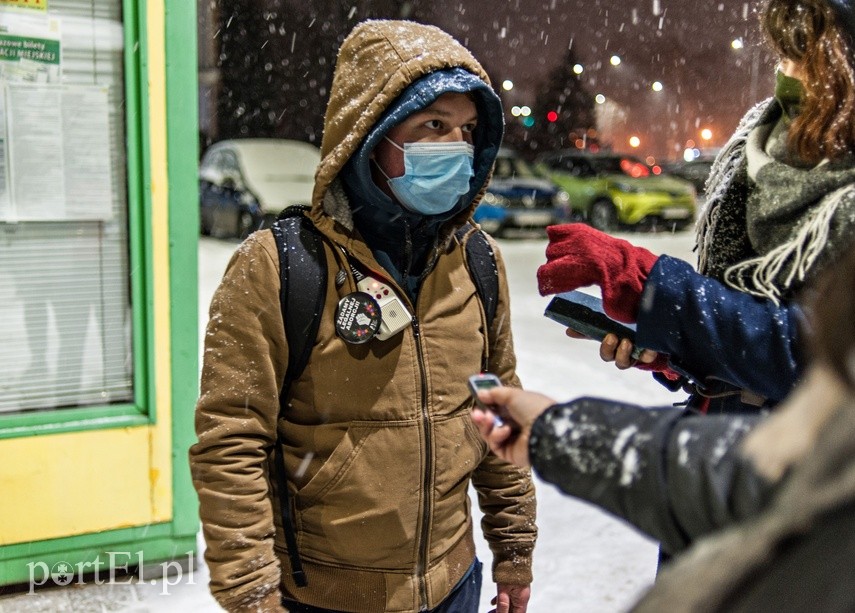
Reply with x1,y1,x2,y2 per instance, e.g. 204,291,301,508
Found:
190,20,535,613
528,397,768,555
527,366,848,566
632,366,855,612
637,255,806,413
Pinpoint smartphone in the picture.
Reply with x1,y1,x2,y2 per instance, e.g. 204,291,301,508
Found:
468,373,506,427
544,290,643,360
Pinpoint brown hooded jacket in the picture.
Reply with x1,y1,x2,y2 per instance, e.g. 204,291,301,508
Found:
190,19,536,613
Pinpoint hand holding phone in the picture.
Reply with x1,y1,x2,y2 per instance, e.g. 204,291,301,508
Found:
468,385,557,468
468,373,507,427
544,290,644,360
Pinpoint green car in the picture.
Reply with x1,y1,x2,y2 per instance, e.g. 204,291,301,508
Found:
536,151,698,231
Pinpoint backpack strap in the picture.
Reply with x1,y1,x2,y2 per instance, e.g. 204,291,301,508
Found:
456,224,499,330
272,206,328,389
269,205,326,588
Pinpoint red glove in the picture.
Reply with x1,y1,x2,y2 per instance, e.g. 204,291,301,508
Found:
537,224,659,323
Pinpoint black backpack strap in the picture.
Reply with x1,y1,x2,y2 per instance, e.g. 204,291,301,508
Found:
269,205,326,588
273,206,327,387
456,224,499,330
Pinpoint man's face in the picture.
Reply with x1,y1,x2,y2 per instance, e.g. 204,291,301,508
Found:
371,92,478,198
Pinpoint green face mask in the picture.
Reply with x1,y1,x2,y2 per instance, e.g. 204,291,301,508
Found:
775,69,804,117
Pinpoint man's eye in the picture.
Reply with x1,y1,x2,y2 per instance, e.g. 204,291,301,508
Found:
462,123,476,133
425,119,443,129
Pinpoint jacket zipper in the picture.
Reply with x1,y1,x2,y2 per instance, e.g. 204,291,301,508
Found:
412,316,432,611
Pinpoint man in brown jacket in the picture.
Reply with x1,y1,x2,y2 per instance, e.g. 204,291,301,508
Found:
190,19,537,613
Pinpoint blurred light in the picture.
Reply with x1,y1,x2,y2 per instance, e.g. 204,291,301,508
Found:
546,110,559,122
589,143,601,153
621,158,649,177
502,80,514,91
683,148,694,162
573,64,584,74
587,128,598,137
652,81,663,92
575,138,585,149
700,128,713,141
595,94,606,104
522,116,535,128
510,106,522,117
686,139,696,148
645,156,656,165
731,38,744,50
520,105,532,117
652,165,662,175
610,55,622,66
693,148,701,159
629,135,641,148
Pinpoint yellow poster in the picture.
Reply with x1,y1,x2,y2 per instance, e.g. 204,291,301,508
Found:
0,0,47,10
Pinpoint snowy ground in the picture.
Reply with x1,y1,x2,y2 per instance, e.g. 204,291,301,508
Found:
1,228,695,613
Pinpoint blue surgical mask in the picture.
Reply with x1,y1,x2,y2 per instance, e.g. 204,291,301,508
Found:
379,138,475,216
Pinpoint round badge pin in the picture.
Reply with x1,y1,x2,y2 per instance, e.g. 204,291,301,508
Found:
335,291,381,344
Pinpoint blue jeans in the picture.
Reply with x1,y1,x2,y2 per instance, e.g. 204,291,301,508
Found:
283,558,483,613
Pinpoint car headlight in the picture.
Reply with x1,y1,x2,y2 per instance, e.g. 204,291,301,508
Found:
482,191,510,207
552,189,571,206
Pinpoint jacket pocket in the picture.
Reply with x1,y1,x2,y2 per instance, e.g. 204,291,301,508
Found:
295,422,423,569
294,424,375,508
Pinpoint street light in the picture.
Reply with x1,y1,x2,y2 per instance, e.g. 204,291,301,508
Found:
502,80,514,91
652,81,663,92
629,136,640,148
573,64,584,74
610,55,621,66
731,38,760,102
700,128,713,141
595,94,606,104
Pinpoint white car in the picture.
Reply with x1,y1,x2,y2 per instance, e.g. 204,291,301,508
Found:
199,138,321,238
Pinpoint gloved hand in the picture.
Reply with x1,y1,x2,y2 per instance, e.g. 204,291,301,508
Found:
537,224,659,323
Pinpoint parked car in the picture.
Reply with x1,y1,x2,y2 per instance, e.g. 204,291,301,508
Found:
474,148,570,236
662,157,716,194
199,138,321,239
536,151,697,232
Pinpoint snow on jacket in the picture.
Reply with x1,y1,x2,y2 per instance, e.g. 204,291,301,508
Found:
632,366,855,612
189,20,536,613
526,366,848,562
636,255,806,412
528,397,767,556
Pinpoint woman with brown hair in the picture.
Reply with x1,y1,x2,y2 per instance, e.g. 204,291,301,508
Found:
697,0,855,303
537,0,855,416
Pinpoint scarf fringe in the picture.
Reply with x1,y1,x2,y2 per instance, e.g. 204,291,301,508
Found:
723,183,854,304
696,99,772,275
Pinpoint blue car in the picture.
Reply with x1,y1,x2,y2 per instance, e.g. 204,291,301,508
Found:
474,148,570,236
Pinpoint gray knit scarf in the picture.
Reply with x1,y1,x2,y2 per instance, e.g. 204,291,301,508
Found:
696,99,855,303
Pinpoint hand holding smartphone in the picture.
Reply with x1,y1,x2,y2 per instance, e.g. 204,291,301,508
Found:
544,290,644,360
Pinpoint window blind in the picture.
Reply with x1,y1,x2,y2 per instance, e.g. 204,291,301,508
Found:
0,0,132,413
